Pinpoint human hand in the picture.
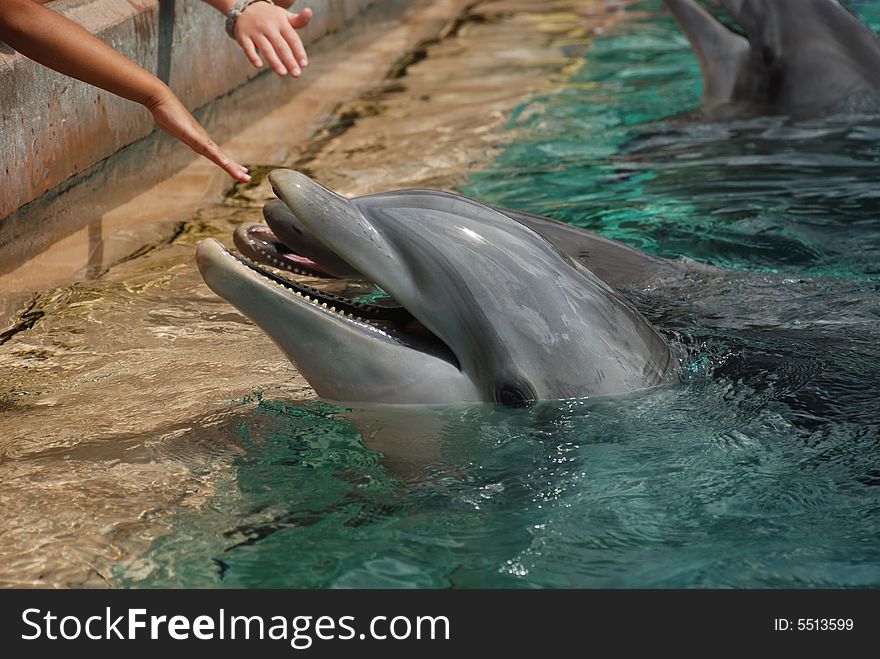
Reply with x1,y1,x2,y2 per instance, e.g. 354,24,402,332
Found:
147,91,251,183
235,4,312,77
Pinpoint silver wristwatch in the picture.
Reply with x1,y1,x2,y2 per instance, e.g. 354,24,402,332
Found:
225,0,276,39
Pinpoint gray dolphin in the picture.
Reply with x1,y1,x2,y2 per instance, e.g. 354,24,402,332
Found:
663,0,880,114
196,170,677,405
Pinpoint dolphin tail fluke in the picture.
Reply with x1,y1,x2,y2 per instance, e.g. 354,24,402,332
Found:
663,0,749,103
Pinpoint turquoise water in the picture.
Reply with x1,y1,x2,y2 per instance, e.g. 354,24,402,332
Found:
121,1,880,588
464,1,880,279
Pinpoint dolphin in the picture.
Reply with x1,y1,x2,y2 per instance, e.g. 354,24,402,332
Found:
663,0,880,115
196,170,678,405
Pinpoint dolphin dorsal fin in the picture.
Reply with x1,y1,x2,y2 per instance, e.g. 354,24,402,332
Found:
663,0,749,103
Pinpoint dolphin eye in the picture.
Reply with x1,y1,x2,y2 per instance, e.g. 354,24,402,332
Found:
495,384,533,407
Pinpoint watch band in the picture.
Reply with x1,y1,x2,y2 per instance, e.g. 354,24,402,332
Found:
225,0,276,39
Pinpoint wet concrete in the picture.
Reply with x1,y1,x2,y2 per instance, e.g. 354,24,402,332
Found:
0,0,628,587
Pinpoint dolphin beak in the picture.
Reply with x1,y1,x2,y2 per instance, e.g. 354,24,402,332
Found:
262,199,363,279
195,236,220,271
267,169,395,280
267,170,351,227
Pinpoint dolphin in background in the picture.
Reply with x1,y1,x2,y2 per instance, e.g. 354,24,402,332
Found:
196,171,677,405
663,0,880,115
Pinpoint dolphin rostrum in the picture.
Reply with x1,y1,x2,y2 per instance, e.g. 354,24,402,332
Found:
196,171,678,405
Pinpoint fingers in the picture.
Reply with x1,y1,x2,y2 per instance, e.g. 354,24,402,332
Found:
269,28,302,77
289,7,312,30
182,134,251,184
279,22,308,70
255,34,289,76
202,143,252,183
234,6,310,77
149,96,251,183
240,35,264,69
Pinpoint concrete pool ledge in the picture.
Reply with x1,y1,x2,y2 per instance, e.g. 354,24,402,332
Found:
0,0,468,296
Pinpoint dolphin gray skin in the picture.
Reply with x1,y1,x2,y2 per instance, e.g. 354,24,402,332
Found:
494,206,686,290
248,192,684,291
263,200,363,278
663,0,880,114
196,170,677,405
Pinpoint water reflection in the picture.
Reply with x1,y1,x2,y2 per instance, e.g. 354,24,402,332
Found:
121,342,880,589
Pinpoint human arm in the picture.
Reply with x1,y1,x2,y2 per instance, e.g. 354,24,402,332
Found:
0,0,250,182
200,0,312,77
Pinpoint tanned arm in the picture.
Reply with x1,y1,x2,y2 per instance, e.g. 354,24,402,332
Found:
0,0,250,182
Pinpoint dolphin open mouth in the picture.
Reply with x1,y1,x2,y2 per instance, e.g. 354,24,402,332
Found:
196,238,459,368
233,224,333,278
232,196,367,279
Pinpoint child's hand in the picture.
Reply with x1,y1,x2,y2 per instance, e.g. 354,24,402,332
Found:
148,92,251,183
234,4,312,77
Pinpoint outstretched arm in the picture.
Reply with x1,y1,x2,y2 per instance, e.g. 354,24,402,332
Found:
0,0,250,182
201,0,312,77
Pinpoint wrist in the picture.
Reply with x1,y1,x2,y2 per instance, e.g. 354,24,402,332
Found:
143,82,174,111
225,0,276,39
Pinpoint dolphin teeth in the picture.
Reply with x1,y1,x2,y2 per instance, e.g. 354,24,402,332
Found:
321,303,328,309
330,307,337,313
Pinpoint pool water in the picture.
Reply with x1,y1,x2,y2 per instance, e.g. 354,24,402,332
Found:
120,1,880,588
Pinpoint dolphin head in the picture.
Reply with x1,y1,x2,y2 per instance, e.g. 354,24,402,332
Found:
197,170,676,405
